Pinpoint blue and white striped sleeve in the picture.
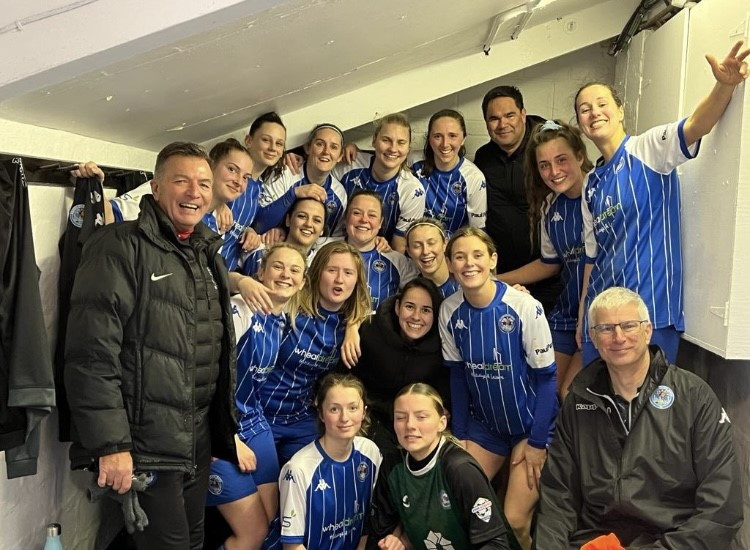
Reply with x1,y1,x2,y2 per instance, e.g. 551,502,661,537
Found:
627,119,700,175
230,295,254,342
581,175,597,263
395,174,426,236
463,161,487,229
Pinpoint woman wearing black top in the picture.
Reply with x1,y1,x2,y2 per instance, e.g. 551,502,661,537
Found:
348,278,447,459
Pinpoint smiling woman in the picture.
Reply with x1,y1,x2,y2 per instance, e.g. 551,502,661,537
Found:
348,277,447,459
574,40,750,367
255,241,371,467
333,113,426,252
412,109,487,236
277,373,381,550
255,122,348,238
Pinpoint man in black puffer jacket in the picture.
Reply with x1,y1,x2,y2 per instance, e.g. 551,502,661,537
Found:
65,142,237,550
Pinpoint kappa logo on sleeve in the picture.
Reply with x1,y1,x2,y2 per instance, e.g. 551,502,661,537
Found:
719,408,731,424
471,497,493,523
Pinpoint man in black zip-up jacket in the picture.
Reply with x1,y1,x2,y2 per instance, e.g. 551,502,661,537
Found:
474,85,561,312
65,142,237,550
535,287,742,549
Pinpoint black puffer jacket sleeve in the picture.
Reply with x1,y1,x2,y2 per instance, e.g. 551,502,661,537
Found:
65,228,136,459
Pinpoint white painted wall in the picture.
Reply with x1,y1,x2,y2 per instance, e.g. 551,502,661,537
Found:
0,118,155,170
614,0,750,358
343,43,614,164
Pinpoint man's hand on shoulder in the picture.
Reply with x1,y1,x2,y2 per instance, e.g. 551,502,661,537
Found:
98,451,134,494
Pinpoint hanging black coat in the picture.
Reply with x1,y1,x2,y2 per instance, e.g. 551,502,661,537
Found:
54,176,105,441
0,158,55,478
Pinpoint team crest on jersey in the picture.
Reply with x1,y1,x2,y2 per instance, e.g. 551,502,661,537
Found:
142,471,158,488
402,495,410,508
471,497,493,523
498,314,516,333
326,199,337,213
424,531,454,550
258,191,272,207
372,259,387,273
439,490,451,510
357,461,369,481
451,182,462,196
649,385,675,410
69,204,85,228
208,474,224,495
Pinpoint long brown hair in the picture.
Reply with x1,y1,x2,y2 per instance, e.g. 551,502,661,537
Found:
420,109,467,178
247,111,286,182
287,241,371,328
573,82,625,130
524,120,593,245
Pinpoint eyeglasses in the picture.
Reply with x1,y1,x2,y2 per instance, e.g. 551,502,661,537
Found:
591,320,648,336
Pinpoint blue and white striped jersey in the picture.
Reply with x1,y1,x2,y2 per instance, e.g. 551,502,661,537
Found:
333,152,425,241
256,165,347,237
436,277,461,299
581,119,698,342
361,248,419,311
110,178,263,270
539,193,584,331
279,437,381,549
231,296,286,439
440,281,556,438
259,309,346,425
412,157,487,236
222,179,263,271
